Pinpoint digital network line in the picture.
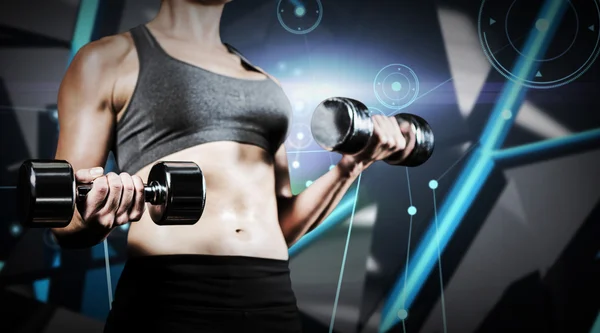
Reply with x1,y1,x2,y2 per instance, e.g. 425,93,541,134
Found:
380,0,570,331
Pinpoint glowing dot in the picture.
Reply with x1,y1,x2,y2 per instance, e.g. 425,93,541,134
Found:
429,180,438,190
407,206,417,216
305,180,313,187
535,19,549,32
502,109,512,120
292,161,300,169
293,68,303,76
119,224,129,231
10,224,22,237
329,164,335,170
294,6,306,17
0,261,4,272
277,61,286,71
391,81,402,91
296,132,305,140
397,309,408,320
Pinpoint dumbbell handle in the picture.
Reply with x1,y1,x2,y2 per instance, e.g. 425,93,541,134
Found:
311,97,434,167
76,181,166,205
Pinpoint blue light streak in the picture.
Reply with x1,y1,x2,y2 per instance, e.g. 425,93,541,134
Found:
69,0,100,64
492,128,600,163
289,192,356,257
379,0,569,331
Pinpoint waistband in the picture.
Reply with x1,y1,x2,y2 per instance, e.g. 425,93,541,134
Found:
126,253,289,271
113,254,296,311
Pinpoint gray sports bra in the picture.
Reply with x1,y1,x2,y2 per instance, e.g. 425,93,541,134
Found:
114,25,292,174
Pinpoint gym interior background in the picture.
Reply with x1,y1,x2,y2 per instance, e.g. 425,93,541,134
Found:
1,0,599,332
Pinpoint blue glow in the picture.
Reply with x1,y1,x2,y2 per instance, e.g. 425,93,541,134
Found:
0,261,4,272
305,180,313,187
51,253,61,268
9,223,22,237
380,1,568,331
590,311,600,333
34,279,50,303
407,206,417,216
69,0,101,63
289,194,355,257
329,164,336,170
428,180,438,190
492,128,600,162
295,6,306,17
397,309,408,320
535,18,550,32
391,82,402,91
288,0,304,8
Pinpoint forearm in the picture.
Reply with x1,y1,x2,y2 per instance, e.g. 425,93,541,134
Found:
278,156,369,246
51,211,111,249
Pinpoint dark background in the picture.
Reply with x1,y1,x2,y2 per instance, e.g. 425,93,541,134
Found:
1,0,599,332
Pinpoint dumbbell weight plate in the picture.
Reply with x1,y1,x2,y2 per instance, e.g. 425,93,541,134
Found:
17,160,75,228
385,113,435,167
147,161,206,225
311,97,374,155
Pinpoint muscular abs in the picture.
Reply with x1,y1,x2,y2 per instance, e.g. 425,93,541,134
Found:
110,32,289,260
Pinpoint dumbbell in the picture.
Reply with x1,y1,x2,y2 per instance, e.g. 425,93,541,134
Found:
310,97,434,166
17,160,206,228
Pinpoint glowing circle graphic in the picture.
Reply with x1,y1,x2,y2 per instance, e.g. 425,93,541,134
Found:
277,0,323,35
478,0,600,89
287,123,313,149
373,64,420,110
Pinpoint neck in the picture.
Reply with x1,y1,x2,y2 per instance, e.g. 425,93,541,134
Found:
151,1,225,45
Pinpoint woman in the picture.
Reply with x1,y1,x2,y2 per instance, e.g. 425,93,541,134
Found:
52,0,414,332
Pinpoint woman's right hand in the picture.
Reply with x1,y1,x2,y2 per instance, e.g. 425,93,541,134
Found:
74,167,146,229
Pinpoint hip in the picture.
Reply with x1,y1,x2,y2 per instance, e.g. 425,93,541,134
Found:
105,254,302,332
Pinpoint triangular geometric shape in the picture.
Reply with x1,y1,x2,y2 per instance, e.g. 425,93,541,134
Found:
589,25,595,32
535,71,542,77
490,18,496,26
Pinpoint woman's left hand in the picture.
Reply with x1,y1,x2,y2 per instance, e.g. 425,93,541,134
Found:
338,115,415,174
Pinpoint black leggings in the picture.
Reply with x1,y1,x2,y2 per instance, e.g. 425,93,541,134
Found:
104,254,303,333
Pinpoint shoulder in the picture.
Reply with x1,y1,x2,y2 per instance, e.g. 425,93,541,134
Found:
59,32,136,103
69,32,135,75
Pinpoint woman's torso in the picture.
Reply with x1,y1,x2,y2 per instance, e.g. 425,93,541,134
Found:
110,25,291,260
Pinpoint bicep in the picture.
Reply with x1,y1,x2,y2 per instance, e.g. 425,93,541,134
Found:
274,144,292,198
54,44,115,171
